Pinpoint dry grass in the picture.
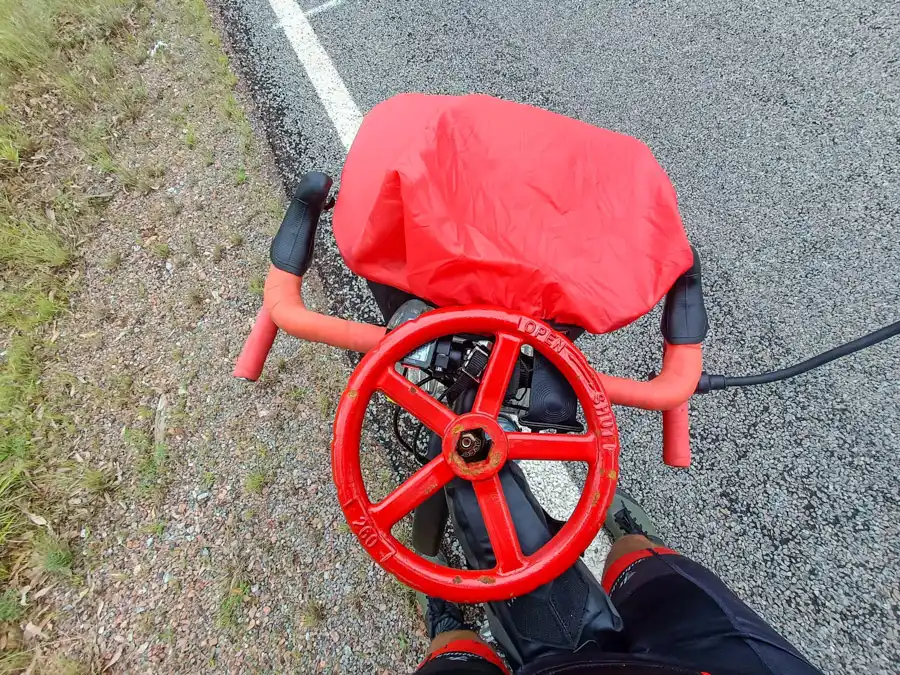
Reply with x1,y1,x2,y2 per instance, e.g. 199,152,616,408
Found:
301,600,326,628
1,0,146,575
31,534,74,577
216,576,250,630
244,469,267,495
0,0,258,667
0,0,301,668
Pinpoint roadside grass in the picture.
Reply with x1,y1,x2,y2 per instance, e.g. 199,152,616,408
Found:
151,241,171,259
1,0,151,592
125,428,168,493
216,575,251,630
31,533,74,577
248,274,265,297
1,0,262,652
1,0,274,666
201,470,215,490
0,589,22,623
143,519,165,537
82,467,114,494
301,600,325,628
0,651,32,674
244,469,267,495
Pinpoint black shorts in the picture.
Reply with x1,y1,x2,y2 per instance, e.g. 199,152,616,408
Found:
417,548,823,675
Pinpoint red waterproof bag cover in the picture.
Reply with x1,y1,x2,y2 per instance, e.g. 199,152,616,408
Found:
333,94,692,334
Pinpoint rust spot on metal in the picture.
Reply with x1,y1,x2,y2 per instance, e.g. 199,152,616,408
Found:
456,464,479,478
452,576,463,585
452,424,464,435
454,457,488,478
607,469,618,480
477,575,496,585
346,389,358,399
590,491,602,507
408,385,417,394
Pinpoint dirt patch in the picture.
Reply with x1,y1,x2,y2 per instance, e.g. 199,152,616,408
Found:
1,0,425,672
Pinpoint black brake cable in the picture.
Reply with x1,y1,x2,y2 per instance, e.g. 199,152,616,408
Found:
697,319,900,393
392,371,435,465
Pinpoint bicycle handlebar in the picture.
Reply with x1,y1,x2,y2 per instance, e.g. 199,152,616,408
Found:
235,172,707,467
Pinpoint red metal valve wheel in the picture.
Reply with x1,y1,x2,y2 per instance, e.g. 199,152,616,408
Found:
332,307,620,603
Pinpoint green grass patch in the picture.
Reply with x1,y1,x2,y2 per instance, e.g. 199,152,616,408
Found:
201,471,215,490
144,519,165,537
0,117,36,175
301,600,325,628
244,470,266,495
124,428,167,493
248,274,264,297
112,79,148,123
0,587,23,622
31,533,73,577
0,651,32,674
216,577,250,629
0,466,24,575
0,216,70,269
150,242,170,259
185,124,198,149
82,467,114,494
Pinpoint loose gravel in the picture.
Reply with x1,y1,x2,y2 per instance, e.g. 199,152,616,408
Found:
40,2,427,671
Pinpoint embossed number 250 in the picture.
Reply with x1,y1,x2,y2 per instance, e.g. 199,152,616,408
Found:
353,515,379,548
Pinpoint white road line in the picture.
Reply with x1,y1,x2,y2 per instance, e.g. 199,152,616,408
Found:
266,0,605,575
518,460,611,573
268,0,362,150
306,0,348,17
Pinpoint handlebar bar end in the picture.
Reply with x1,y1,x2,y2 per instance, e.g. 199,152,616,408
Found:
234,308,279,381
662,401,691,468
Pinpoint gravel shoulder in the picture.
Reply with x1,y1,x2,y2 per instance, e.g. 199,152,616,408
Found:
3,0,425,672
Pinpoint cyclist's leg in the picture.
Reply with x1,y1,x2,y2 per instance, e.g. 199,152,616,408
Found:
414,612,509,674
603,496,824,675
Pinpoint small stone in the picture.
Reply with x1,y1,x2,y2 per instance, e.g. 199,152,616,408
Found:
196,492,210,503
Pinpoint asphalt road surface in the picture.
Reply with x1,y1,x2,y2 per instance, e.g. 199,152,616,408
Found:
214,1,900,672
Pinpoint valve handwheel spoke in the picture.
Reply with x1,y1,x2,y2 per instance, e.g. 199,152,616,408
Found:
473,475,525,572
371,455,456,530
473,333,523,418
378,366,457,435
507,432,598,462
332,307,620,604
